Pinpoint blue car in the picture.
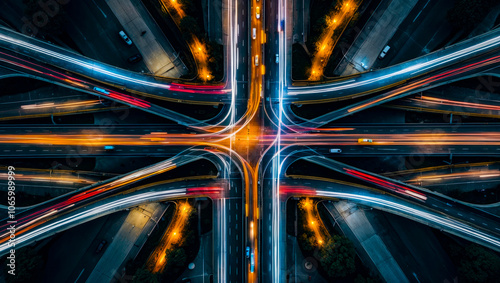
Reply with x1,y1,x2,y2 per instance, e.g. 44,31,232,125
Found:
246,246,250,258
93,87,109,95
250,252,255,273
104,145,115,151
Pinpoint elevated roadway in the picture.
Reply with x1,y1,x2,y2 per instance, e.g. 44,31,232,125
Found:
0,27,231,104
286,27,500,103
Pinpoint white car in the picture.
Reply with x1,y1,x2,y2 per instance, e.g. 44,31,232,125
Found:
378,45,390,59
119,30,132,46
275,54,279,63
256,6,260,19
329,149,342,153
252,28,256,39
255,55,259,66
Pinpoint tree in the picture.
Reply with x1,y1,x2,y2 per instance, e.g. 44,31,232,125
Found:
299,232,317,252
447,0,496,32
164,248,187,272
133,267,159,283
23,0,67,36
5,248,43,283
179,16,201,41
207,41,224,80
292,43,312,80
458,244,500,282
178,0,197,16
354,274,378,283
319,235,356,278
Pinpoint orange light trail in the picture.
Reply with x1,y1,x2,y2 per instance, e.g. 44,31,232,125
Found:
147,200,192,273
21,100,100,110
308,1,359,81
408,95,500,111
159,0,212,81
299,198,326,245
408,170,500,183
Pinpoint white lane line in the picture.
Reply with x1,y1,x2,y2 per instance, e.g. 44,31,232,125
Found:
413,0,430,22
91,0,107,18
74,268,85,283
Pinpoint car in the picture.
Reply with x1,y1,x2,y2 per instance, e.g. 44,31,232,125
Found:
378,45,390,59
95,240,107,253
250,252,255,273
255,55,259,66
278,20,284,32
127,54,142,63
104,145,115,151
252,28,256,39
119,30,133,46
256,6,260,19
329,149,342,153
357,138,373,143
246,246,250,258
93,87,109,95
275,54,279,63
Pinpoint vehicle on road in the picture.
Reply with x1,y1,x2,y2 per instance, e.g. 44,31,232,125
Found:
275,54,279,63
255,55,259,66
95,240,107,253
250,252,255,273
252,28,256,39
127,54,142,63
329,149,342,153
93,87,109,95
104,145,115,151
358,138,373,143
378,45,390,59
256,6,260,19
246,246,250,258
119,30,133,46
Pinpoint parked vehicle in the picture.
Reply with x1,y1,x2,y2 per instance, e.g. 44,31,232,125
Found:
378,45,390,59
95,240,107,253
127,53,142,63
119,30,133,45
